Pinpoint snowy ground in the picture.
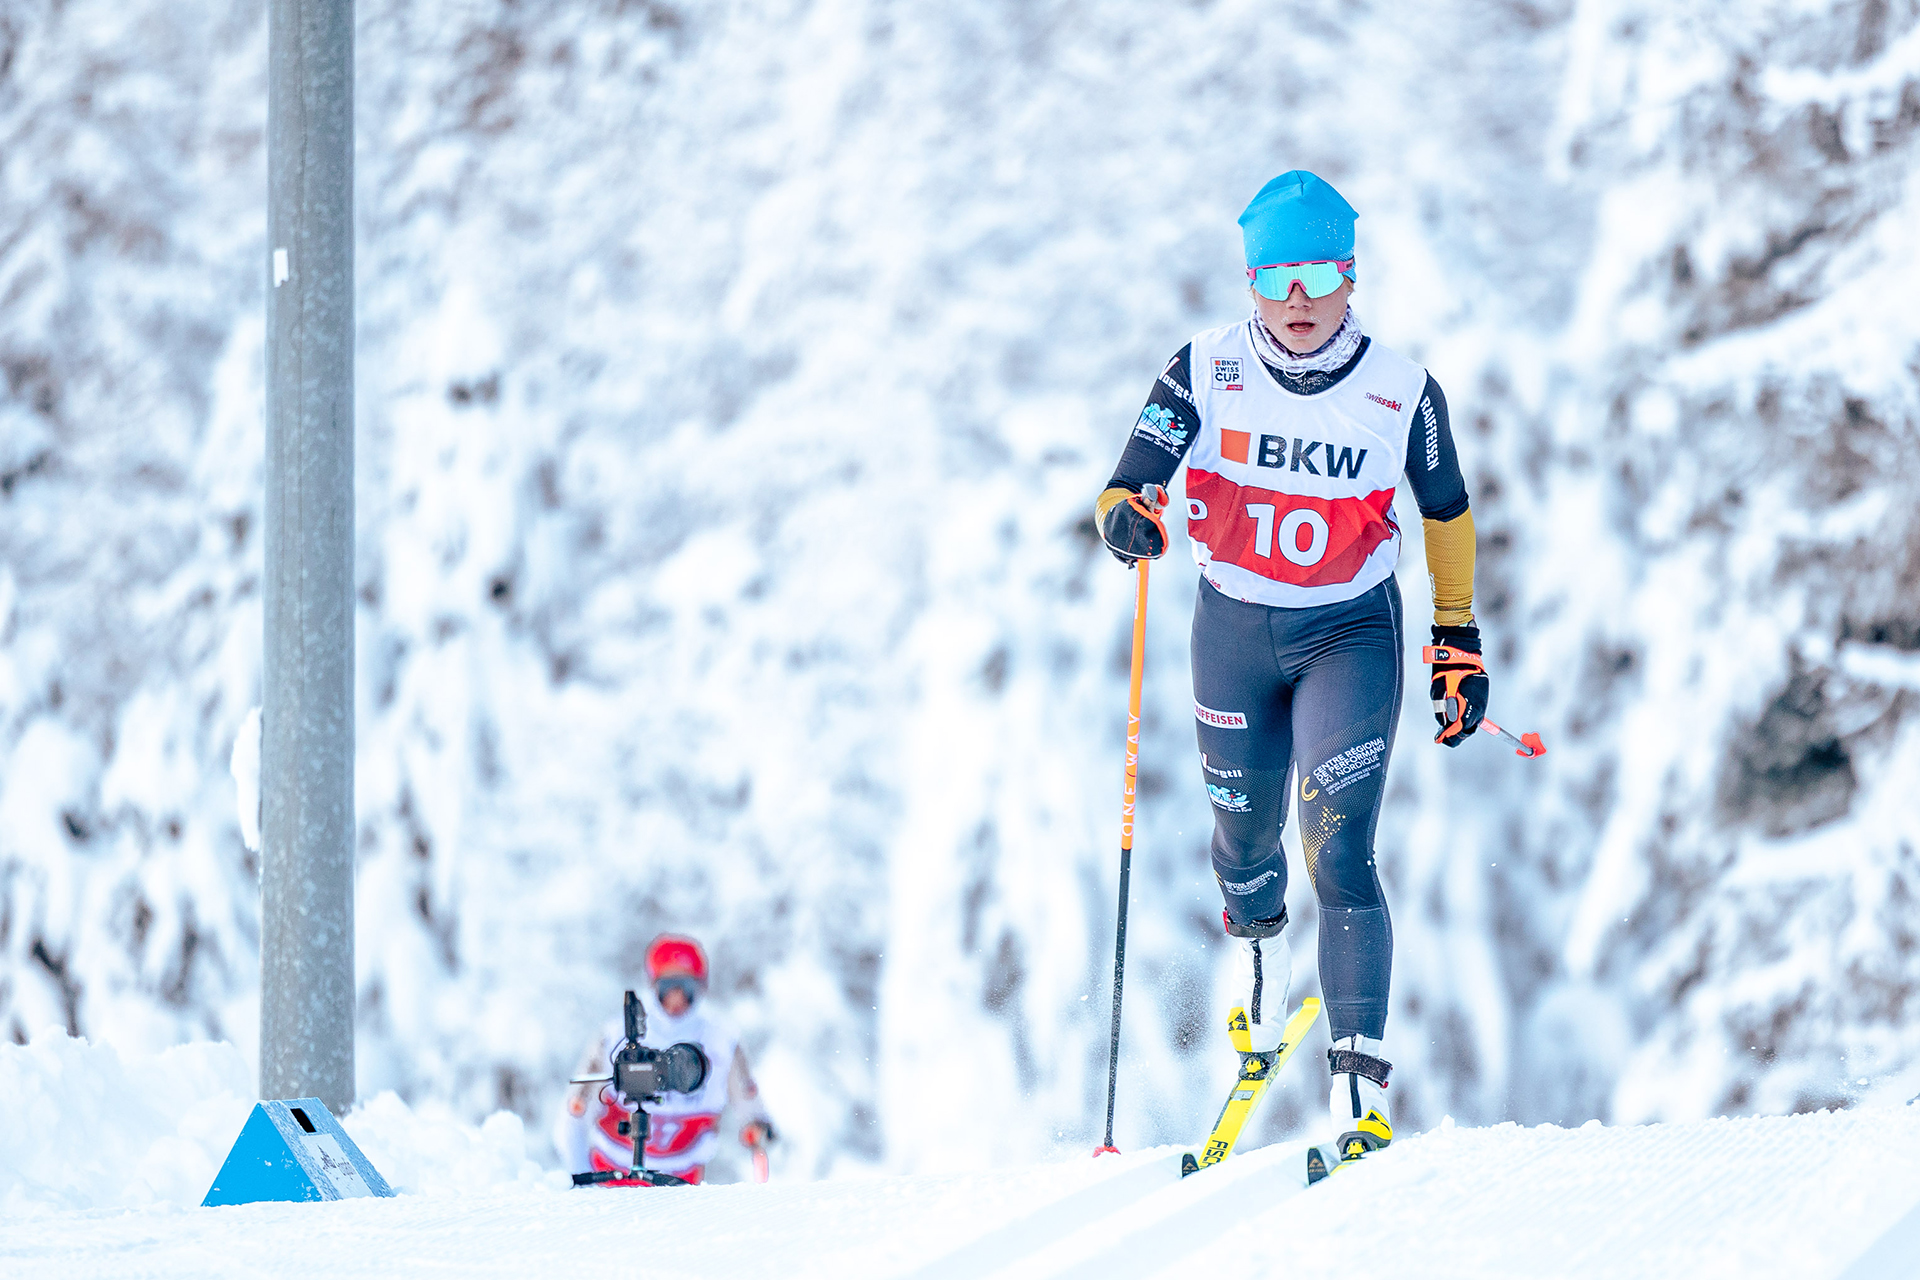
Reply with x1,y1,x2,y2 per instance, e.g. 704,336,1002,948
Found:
5,1033,1919,1279
7,1107,1920,1279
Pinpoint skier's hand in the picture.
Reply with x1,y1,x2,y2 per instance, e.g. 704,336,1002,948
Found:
1096,485,1169,567
1427,624,1488,747
741,1120,775,1148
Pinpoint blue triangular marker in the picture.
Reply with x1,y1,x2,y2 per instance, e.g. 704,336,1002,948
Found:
203,1098,395,1207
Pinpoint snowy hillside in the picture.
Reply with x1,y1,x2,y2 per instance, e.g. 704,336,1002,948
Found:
3,0,1919,1180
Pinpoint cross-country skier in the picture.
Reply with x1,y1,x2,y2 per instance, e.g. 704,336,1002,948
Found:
553,933,776,1185
1094,170,1484,1166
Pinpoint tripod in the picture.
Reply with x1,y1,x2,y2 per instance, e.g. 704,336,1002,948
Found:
571,1102,690,1188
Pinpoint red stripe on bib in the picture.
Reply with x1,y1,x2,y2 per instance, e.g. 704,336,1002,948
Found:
1187,470,1398,588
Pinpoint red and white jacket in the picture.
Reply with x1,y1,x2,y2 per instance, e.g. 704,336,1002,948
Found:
1183,321,1427,608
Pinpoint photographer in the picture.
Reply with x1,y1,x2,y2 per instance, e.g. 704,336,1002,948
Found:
553,933,775,1186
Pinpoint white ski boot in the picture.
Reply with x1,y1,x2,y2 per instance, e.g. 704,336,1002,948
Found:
1328,1034,1393,1161
1223,910,1291,1053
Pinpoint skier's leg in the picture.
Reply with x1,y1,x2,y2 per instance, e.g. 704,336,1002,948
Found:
1192,580,1295,921
1214,764,1296,1050
1192,580,1295,920
1287,579,1401,1037
1283,579,1402,1152
1191,579,1295,1048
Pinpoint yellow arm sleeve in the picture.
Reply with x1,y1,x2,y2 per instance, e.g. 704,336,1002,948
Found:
1094,486,1135,527
1423,507,1476,628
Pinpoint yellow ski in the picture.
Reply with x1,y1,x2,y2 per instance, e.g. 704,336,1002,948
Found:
1179,997,1322,1176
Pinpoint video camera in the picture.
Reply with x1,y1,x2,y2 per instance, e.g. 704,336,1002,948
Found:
569,989,710,1187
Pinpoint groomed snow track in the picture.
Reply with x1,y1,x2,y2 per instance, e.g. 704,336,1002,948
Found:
9,1107,1920,1278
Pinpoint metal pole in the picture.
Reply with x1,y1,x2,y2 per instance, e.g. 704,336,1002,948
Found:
262,0,355,1111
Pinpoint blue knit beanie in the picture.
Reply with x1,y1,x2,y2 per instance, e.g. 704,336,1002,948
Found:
1238,171,1358,274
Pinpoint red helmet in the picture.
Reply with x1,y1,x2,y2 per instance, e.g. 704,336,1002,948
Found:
644,933,708,988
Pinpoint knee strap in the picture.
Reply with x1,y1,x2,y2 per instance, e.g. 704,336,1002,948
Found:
1328,1048,1392,1087
1223,906,1288,938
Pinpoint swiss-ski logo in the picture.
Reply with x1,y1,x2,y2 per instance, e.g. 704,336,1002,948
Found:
1132,403,1188,454
1208,784,1253,814
1365,392,1402,412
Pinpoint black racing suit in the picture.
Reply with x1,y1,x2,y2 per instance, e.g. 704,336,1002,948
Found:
1105,337,1469,1042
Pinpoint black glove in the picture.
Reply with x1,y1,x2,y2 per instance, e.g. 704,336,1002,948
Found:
1099,486,1168,566
1427,624,1488,747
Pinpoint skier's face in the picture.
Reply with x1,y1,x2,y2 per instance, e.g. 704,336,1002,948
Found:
1254,278,1352,354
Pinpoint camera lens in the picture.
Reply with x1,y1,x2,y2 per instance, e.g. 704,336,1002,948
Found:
662,1042,709,1094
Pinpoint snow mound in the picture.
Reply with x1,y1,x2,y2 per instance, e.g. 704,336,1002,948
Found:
340,1090,556,1197
0,1031,551,1213
0,1027,253,1214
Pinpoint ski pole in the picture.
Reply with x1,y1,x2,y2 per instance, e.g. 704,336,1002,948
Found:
748,1135,770,1184
1097,487,1164,1157
1480,718,1547,758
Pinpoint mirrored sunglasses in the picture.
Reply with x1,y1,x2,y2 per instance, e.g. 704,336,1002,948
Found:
1247,258,1355,301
